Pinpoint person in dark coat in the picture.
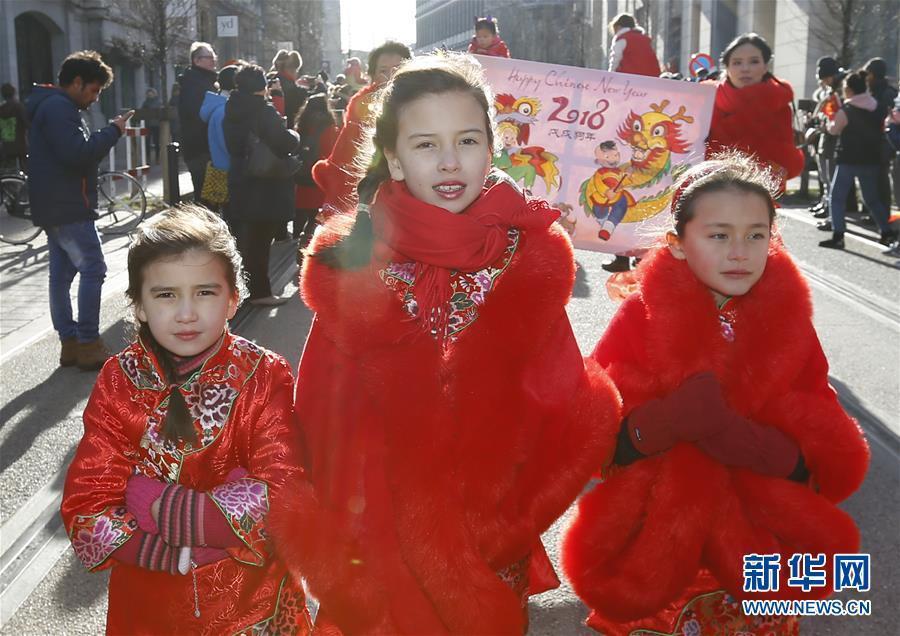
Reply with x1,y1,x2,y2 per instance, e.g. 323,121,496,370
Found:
224,63,300,306
864,57,899,209
26,51,131,369
819,70,897,249
178,42,218,201
140,87,161,163
270,49,305,128
0,83,29,170
168,83,182,143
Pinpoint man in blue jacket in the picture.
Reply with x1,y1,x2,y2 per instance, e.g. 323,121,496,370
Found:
26,50,131,370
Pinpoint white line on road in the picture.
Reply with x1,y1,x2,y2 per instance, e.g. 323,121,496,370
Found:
778,206,891,250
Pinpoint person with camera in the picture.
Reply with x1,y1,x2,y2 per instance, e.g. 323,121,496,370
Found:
223,64,300,306
807,57,844,222
26,50,131,370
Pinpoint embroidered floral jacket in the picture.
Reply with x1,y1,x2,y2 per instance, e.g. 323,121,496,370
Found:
61,332,311,635
270,219,621,635
562,245,870,635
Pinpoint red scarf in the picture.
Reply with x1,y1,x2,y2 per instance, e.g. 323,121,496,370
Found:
370,175,558,342
708,76,804,186
714,76,793,114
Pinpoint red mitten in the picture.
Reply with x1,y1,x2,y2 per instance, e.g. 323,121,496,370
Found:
626,372,731,455
113,530,179,574
191,545,230,568
155,475,247,549
696,417,802,478
125,475,167,534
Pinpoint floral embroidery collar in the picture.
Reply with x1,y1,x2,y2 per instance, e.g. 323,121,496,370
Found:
379,228,519,344
117,332,264,481
716,296,737,342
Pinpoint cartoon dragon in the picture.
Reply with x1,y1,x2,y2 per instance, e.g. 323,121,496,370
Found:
580,100,694,224
492,93,561,193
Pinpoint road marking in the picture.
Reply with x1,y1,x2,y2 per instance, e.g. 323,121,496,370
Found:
799,261,900,331
777,207,890,250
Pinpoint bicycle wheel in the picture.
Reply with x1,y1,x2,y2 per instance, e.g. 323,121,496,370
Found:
95,171,147,234
0,174,41,245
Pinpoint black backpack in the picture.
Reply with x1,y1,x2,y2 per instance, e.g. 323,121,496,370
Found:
294,129,322,186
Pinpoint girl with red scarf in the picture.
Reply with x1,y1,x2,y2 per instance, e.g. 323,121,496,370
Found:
60,207,314,634
562,155,869,635
467,16,511,58
269,54,621,634
706,33,805,192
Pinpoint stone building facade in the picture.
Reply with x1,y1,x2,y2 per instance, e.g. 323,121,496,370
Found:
415,0,899,101
1,0,341,120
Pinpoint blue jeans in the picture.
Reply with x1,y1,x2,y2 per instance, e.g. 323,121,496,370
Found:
45,220,107,342
828,164,890,235
592,197,629,226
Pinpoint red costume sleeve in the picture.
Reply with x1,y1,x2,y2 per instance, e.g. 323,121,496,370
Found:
269,321,392,633
756,330,869,502
312,85,377,213
211,353,305,566
474,311,621,567
61,361,140,572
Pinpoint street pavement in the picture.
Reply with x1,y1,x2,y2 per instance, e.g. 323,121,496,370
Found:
0,189,897,634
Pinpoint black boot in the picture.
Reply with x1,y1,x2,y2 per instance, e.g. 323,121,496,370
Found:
818,233,845,249
816,220,833,232
601,255,631,272
879,229,898,246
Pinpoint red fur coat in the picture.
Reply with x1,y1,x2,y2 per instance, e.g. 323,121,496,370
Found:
706,77,806,188
270,220,621,634
562,245,869,635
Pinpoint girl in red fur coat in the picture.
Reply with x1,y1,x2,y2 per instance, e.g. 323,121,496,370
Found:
270,54,621,635
467,16,511,58
562,153,869,635
706,33,805,193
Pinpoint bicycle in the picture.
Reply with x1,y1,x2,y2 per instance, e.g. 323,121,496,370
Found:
0,169,147,245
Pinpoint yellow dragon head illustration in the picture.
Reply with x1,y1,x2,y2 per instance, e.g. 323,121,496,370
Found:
494,93,541,145
616,100,694,187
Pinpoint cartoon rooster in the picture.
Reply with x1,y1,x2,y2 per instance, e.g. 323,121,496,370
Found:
492,93,561,193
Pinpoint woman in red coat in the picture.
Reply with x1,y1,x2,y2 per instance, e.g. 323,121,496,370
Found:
294,93,340,244
271,54,621,635
562,155,869,635
311,41,411,215
706,33,805,192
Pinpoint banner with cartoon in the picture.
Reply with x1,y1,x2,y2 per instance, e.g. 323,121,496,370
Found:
475,55,716,254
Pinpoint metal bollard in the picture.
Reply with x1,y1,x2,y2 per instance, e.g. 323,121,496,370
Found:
165,142,180,205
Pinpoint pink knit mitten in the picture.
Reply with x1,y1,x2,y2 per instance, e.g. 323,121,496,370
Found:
125,474,167,534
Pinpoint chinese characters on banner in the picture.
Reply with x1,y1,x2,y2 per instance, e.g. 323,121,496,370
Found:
475,55,717,254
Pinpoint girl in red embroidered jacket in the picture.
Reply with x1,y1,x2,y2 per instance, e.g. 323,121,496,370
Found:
706,33,805,193
269,54,621,635
562,153,869,635
60,206,314,635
